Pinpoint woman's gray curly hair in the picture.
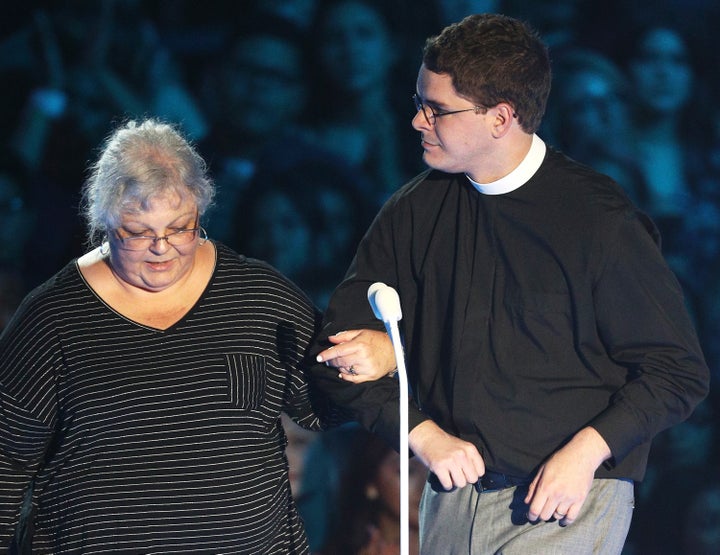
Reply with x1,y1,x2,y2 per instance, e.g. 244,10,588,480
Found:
80,118,215,246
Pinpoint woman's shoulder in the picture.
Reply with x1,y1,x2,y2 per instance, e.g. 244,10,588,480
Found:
214,242,282,278
213,242,319,309
25,259,84,302
1,260,85,336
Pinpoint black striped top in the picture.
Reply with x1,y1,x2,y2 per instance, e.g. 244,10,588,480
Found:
0,242,326,554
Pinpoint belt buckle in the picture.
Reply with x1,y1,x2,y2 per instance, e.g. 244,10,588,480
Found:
475,471,514,493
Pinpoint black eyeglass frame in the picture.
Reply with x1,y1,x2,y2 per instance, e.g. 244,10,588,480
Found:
412,93,486,125
114,216,207,251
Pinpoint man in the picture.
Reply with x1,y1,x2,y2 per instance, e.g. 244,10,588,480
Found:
311,13,709,554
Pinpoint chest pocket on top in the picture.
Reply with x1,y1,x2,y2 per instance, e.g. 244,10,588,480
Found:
225,353,266,409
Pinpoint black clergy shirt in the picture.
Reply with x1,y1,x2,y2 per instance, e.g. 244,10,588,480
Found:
311,142,709,481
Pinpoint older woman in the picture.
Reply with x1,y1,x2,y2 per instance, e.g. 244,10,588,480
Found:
0,119,330,554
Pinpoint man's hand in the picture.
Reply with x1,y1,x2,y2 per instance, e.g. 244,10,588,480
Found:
409,420,485,490
315,329,396,383
525,426,612,525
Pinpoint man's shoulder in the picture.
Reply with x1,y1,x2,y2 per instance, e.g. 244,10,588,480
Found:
538,148,636,210
392,169,465,201
541,148,626,191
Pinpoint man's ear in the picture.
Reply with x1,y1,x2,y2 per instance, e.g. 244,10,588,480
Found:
491,103,517,137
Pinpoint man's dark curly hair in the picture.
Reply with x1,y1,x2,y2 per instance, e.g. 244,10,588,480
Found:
423,13,551,134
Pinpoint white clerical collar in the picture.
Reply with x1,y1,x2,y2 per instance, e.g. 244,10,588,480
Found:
467,134,546,195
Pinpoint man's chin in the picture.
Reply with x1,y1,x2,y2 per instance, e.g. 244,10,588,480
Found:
422,151,453,173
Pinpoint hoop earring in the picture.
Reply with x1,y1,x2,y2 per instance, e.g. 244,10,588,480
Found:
99,238,110,256
198,227,208,245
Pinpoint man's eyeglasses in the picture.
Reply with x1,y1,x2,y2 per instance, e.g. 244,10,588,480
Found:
115,224,207,251
413,93,484,126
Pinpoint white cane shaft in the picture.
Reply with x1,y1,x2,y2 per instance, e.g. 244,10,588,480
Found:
388,322,409,555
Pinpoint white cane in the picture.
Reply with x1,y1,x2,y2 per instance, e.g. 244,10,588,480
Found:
367,282,409,555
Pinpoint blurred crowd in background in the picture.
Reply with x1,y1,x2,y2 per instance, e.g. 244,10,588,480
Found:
2,1,719,553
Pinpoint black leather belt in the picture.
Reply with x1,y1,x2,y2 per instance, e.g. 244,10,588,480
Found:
429,470,530,493
475,470,530,492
